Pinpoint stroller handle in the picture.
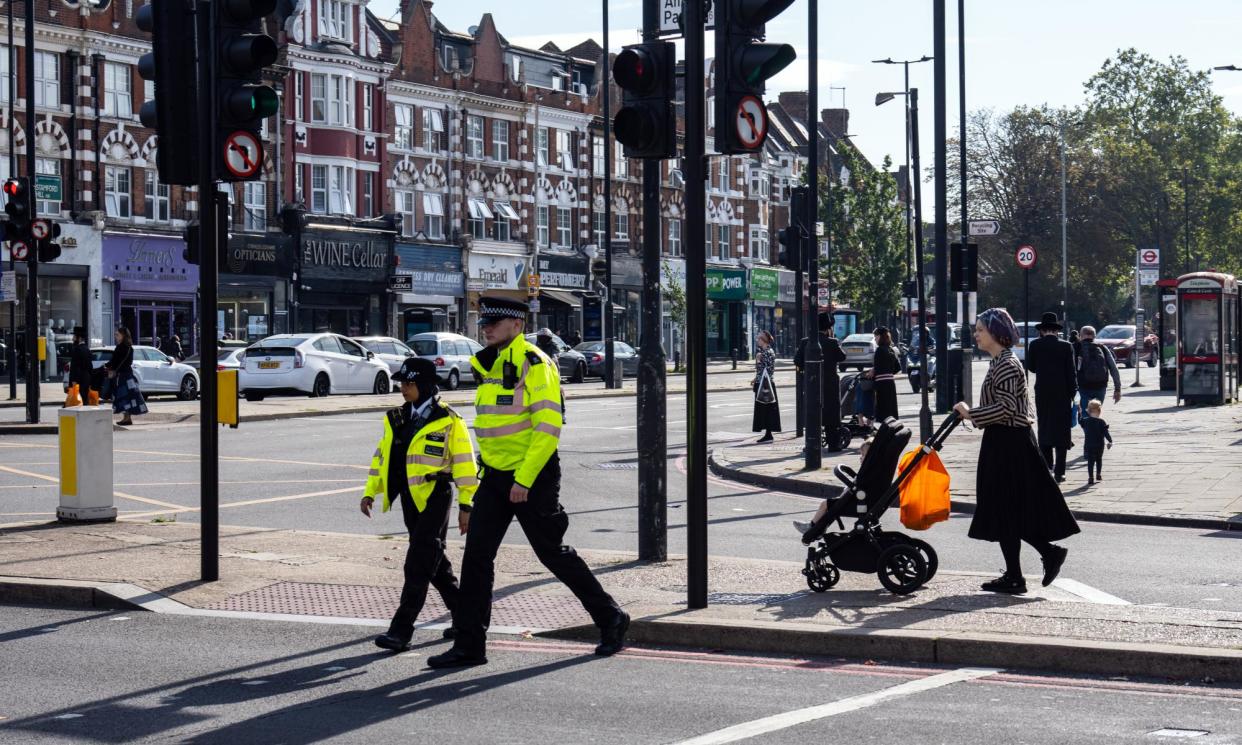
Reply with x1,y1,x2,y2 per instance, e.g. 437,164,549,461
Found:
927,410,963,450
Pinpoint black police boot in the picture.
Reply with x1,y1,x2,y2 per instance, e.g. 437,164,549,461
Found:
595,611,630,657
374,634,410,652
426,647,488,669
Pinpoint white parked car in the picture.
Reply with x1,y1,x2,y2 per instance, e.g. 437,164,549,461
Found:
406,332,482,390
90,346,201,400
839,334,878,371
353,336,417,390
238,333,391,401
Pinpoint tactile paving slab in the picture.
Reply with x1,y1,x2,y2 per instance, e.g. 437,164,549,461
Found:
204,581,592,629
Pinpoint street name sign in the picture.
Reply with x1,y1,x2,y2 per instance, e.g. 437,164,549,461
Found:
657,0,715,35
34,174,62,203
1015,245,1036,269
968,220,1000,236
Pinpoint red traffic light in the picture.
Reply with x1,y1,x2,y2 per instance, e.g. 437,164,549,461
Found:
2,179,23,197
614,48,659,94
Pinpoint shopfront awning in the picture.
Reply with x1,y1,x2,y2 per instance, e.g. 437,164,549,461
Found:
539,289,582,308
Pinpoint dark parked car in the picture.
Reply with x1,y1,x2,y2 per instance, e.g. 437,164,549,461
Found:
524,333,587,383
573,341,640,379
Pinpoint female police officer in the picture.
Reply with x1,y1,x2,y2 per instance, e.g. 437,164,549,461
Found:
361,357,478,651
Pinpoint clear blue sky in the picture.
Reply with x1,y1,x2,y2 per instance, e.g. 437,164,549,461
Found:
370,0,1242,212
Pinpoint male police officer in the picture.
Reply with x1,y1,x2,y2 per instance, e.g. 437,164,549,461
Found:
362,357,478,652
428,296,628,668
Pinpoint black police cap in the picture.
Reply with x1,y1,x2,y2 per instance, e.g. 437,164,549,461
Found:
392,356,438,385
478,295,529,321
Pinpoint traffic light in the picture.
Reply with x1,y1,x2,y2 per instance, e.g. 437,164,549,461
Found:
213,0,278,183
950,242,979,292
137,1,203,185
777,227,800,271
183,220,200,265
713,0,796,154
612,42,677,159
3,178,29,240
37,222,62,263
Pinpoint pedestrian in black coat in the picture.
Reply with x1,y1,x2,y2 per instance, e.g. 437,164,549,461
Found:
1025,312,1077,482
794,313,847,448
68,326,93,394
868,327,901,422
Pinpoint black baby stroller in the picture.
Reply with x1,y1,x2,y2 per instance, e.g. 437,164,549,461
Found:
800,413,962,595
838,373,875,442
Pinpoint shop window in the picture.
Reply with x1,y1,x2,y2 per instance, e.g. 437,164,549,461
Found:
466,115,484,159
34,51,58,108
396,190,415,235
555,207,571,248
243,181,266,230
103,61,132,117
144,171,170,222
393,104,413,149
492,119,509,161
422,108,444,151
105,166,131,218
35,158,60,215
667,218,682,257
423,192,444,238
536,205,549,248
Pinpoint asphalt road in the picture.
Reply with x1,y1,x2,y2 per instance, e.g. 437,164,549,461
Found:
1,605,1239,744
1,363,1239,611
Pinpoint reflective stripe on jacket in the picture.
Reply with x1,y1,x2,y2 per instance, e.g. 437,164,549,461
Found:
470,335,563,487
363,400,478,513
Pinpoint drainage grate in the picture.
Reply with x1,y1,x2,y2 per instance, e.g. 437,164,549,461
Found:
708,592,808,606
587,461,640,470
204,581,592,629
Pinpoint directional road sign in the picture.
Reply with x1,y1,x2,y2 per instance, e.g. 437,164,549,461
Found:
1015,245,1036,269
1139,248,1160,268
968,220,1000,237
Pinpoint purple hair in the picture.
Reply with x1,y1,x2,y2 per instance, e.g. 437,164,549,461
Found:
977,307,1020,348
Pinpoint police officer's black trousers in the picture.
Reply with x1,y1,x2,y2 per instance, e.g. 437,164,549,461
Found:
453,453,621,654
388,483,460,641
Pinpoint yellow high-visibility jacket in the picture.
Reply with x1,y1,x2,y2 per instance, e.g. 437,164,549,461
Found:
469,334,563,487
363,400,478,513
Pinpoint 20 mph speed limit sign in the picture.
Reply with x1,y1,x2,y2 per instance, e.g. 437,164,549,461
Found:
1015,245,1037,269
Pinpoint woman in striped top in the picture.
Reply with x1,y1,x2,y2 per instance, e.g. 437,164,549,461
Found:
954,308,1079,595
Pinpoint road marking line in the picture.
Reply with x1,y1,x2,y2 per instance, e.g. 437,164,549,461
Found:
672,667,1000,745
122,486,359,519
0,464,58,482
1051,578,1131,606
113,492,189,510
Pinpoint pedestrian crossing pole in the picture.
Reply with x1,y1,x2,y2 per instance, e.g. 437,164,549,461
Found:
197,0,221,582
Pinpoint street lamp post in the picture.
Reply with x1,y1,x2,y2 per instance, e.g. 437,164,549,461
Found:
872,56,931,340
1037,118,1069,332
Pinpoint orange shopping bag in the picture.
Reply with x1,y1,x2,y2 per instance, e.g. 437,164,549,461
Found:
64,383,82,407
897,448,951,530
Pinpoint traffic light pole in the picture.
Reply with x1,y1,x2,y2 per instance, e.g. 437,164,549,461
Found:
6,0,14,402
802,0,822,470
196,0,220,582
23,0,38,424
601,0,616,389
793,236,804,437
957,0,973,406
635,0,667,563
684,0,707,611
910,88,932,442
933,0,951,414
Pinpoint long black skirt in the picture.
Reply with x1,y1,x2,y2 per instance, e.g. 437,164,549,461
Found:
874,380,899,421
968,424,1080,543
752,392,782,433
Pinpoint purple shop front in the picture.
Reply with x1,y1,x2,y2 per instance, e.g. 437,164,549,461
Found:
103,233,199,355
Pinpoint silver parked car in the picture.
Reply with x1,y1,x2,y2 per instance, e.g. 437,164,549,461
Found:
839,333,878,371
353,336,417,390
406,332,482,390
91,346,201,400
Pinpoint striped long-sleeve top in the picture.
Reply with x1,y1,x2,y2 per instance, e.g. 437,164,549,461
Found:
969,348,1034,428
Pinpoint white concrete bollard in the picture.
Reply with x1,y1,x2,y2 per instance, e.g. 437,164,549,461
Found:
56,406,117,523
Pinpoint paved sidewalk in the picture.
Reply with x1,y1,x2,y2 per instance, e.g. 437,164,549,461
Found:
1,520,1240,682
711,376,1242,529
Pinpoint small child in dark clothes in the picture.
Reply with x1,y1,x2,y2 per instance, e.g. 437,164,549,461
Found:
1079,399,1113,485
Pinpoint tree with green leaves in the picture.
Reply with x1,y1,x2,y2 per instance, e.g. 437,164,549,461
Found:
820,150,908,329
662,261,687,367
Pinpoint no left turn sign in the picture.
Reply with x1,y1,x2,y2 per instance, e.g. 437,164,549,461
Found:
30,220,49,240
11,241,28,260
734,95,768,150
1015,245,1037,269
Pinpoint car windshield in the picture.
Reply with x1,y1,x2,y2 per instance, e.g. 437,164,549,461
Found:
354,339,381,351
575,343,605,352
1097,326,1134,340
410,340,438,356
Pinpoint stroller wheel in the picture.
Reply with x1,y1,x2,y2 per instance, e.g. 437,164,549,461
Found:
907,539,938,582
803,554,840,592
877,544,928,595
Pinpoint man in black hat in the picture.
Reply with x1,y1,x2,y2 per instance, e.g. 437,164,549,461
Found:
793,312,848,450
68,326,94,397
361,356,477,651
1025,312,1077,482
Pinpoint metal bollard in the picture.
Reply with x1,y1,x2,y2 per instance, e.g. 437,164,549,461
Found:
731,348,738,370
674,350,681,372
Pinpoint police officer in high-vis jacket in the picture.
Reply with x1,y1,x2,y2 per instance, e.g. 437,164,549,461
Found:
362,357,478,652
428,296,628,669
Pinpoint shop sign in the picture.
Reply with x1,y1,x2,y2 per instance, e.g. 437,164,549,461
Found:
535,253,589,290
777,268,796,303
103,234,199,293
469,252,527,291
396,243,465,297
750,267,778,303
300,228,392,282
221,233,295,276
706,267,747,300
389,275,414,291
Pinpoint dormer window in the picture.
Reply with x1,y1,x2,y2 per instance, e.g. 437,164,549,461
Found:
319,0,351,42
443,45,460,72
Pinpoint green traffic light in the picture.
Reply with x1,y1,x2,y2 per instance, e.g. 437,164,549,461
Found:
741,43,796,86
251,86,278,118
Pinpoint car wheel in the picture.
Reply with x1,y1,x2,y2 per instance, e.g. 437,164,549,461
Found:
446,369,460,391
571,361,585,384
178,375,198,401
310,373,330,398
244,391,265,402
1127,351,1136,369
373,372,389,395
